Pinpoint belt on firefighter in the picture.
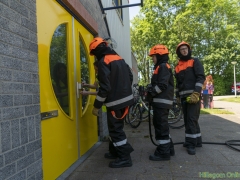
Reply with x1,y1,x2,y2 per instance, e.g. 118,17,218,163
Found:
111,106,129,120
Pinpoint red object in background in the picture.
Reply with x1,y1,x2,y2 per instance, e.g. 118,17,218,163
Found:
231,82,240,93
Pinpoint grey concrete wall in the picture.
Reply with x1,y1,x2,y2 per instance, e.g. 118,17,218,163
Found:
0,0,42,179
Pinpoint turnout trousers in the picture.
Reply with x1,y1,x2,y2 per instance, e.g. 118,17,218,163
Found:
107,108,134,159
181,98,202,148
153,107,172,155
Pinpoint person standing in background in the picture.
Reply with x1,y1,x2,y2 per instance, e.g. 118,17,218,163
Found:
147,44,175,161
175,41,205,155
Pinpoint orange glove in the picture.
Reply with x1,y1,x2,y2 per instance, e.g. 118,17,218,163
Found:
186,92,200,104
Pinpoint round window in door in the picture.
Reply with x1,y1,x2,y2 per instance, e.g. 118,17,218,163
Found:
79,38,90,110
50,24,70,116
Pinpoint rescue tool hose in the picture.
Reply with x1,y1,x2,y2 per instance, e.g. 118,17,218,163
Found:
147,103,240,152
148,102,158,146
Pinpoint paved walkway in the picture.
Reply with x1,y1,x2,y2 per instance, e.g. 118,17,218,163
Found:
66,96,240,180
213,95,240,118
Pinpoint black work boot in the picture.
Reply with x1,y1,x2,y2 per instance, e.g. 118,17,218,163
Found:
149,153,170,161
150,143,171,161
109,156,132,168
187,147,196,155
104,152,118,159
183,142,202,148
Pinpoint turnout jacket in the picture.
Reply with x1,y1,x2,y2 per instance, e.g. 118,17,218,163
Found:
94,54,134,110
175,58,205,98
151,63,174,109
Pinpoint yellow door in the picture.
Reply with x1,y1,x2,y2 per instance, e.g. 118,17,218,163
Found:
74,20,99,155
37,0,98,179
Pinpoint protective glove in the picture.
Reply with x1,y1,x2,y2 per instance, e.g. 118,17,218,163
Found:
146,84,157,97
176,97,181,104
186,92,200,104
92,107,100,116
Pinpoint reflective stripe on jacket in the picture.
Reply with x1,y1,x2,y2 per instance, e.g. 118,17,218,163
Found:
175,58,205,98
94,54,134,110
151,63,174,109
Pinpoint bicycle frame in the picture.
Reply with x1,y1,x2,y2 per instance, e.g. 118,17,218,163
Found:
128,84,183,129
138,96,153,116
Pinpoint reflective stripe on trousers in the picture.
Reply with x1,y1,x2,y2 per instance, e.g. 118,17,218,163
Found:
113,139,127,147
185,133,201,138
157,139,171,144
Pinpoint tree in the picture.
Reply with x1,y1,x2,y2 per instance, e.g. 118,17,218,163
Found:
131,0,240,95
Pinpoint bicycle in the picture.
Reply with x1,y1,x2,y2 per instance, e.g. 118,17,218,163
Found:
127,84,183,128
126,84,149,128
168,98,182,122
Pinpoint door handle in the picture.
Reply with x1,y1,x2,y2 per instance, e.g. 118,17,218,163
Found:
76,82,82,99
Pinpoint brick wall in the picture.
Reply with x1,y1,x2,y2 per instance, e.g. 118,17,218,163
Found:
0,0,42,179
79,0,109,38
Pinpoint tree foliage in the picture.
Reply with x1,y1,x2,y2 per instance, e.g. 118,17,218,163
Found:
131,0,240,95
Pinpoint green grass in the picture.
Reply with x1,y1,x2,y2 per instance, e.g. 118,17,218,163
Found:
218,97,240,103
200,108,234,114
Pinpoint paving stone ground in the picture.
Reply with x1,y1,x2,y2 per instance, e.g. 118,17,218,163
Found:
66,96,240,180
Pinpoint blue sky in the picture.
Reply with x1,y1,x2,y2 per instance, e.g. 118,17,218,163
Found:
129,0,141,21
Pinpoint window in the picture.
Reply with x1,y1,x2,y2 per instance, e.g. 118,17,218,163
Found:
113,0,123,19
79,37,90,110
50,24,70,115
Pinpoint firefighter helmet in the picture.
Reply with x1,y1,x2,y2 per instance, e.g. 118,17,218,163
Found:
149,44,169,56
176,41,191,53
89,37,108,55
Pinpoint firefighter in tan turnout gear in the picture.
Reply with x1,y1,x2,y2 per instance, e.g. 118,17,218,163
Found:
148,44,175,161
89,37,134,168
175,41,205,155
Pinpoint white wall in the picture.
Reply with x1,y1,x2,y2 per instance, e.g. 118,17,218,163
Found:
101,0,132,67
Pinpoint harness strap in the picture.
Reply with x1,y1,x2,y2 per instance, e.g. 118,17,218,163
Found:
111,106,129,120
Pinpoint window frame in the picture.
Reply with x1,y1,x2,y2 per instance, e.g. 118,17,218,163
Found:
113,0,123,20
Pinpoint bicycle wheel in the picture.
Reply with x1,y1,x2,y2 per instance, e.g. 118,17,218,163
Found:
169,118,185,129
141,102,149,120
168,109,180,124
127,104,142,128
124,115,129,124
168,109,183,124
168,101,183,124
